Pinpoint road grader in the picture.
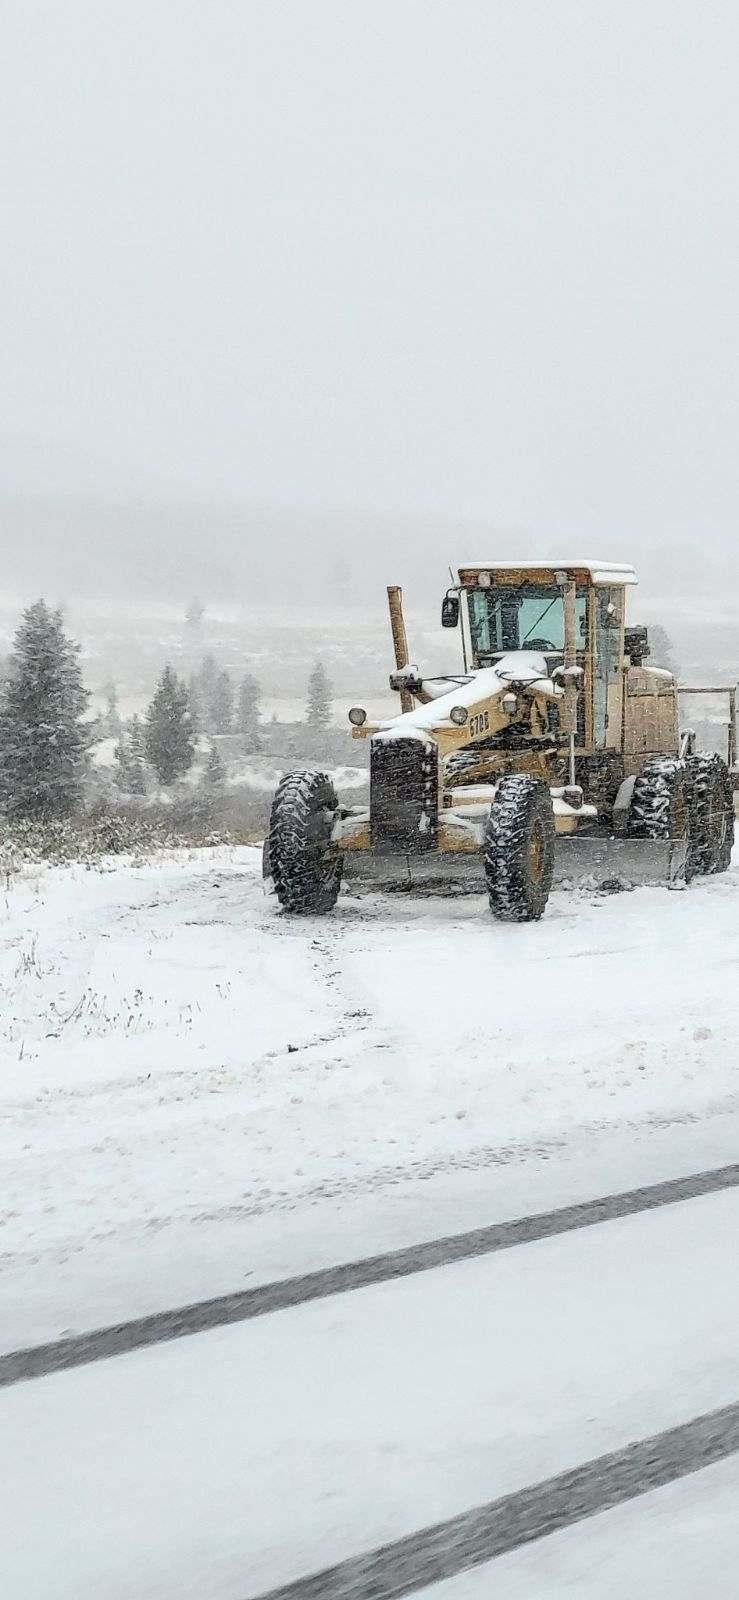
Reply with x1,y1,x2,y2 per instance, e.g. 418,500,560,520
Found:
265,562,736,921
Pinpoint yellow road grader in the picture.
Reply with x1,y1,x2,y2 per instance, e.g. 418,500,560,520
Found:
265,562,735,920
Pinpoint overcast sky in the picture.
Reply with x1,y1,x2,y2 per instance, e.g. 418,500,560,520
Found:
2,1,738,556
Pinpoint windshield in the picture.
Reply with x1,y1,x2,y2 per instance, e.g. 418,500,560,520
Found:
467,585,588,658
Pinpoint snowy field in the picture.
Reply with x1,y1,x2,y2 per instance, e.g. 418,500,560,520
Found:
2,844,739,1352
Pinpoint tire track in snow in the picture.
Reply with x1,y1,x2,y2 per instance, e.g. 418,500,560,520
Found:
1,1161,738,1390
252,1400,739,1599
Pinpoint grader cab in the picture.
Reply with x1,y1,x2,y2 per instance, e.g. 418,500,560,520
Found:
266,562,735,921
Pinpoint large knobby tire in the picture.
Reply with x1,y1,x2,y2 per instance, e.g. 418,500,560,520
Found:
686,754,735,876
484,775,556,922
628,758,691,850
268,771,343,914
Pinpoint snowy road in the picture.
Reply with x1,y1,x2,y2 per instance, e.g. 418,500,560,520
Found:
2,846,739,1594
3,1158,739,1387
3,1185,739,1597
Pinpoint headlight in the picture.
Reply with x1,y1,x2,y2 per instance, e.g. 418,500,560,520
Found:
477,571,492,588
348,707,367,726
501,692,518,715
449,705,468,726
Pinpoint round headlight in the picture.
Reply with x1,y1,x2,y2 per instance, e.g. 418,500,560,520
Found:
449,705,468,726
348,707,367,726
477,571,492,588
501,692,518,715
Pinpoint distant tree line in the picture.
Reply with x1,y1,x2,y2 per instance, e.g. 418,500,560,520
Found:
0,598,335,816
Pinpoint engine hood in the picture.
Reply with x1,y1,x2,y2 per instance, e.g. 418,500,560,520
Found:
373,651,562,743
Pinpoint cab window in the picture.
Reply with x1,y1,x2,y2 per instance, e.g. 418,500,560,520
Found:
467,585,588,659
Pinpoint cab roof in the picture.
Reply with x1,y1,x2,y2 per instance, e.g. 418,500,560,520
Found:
458,561,638,588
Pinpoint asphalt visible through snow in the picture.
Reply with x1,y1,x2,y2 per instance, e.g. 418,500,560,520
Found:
2,1159,738,1391
252,1401,739,1600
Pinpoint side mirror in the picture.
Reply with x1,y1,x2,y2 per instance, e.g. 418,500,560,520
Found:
441,594,460,629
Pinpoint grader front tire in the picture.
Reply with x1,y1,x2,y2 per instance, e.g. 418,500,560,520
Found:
268,771,343,914
484,775,556,922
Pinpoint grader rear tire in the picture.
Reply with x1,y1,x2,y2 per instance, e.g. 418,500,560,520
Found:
268,771,343,914
484,775,555,922
686,754,734,876
627,757,693,872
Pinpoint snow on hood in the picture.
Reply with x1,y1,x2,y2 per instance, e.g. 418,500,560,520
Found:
374,651,561,742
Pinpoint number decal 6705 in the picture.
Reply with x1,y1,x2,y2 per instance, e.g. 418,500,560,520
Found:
468,710,490,739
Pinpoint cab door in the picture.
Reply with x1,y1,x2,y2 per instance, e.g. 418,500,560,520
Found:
593,588,625,749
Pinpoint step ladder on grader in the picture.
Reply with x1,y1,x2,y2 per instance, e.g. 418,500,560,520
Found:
265,562,737,921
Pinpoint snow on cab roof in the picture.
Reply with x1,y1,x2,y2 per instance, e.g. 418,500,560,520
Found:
459,561,638,587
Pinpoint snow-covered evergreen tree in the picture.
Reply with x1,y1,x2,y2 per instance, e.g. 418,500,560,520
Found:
0,600,90,818
195,653,232,732
201,741,227,792
187,673,202,735
236,673,261,735
127,715,147,796
210,669,233,734
648,624,678,677
114,716,148,795
306,660,332,729
101,677,120,735
113,729,131,793
144,666,195,786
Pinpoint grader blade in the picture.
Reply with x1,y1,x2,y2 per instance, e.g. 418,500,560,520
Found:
552,835,688,891
341,852,483,893
341,836,688,895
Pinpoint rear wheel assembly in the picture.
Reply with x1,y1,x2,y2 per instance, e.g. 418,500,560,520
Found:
268,771,343,913
686,754,734,876
484,775,556,922
627,757,692,864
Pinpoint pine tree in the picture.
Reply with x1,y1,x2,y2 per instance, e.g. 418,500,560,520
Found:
306,660,332,729
236,673,261,735
113,729,131,793
114,715,147,796
210,669,233,734
648,624,678,677
187,674,202,735
0,600,90,818
101,677,120,735
144,666,195,787
127,715,147,796
196,653,232,732
201,741,227,792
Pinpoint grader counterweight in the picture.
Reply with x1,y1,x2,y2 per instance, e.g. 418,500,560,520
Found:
266,563,735,921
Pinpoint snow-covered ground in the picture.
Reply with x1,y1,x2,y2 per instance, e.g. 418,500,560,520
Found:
3,845,739,1597
3,1188,739,1597
2,845,739,1352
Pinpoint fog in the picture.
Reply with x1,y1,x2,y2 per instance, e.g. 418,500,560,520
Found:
2,2,739,603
